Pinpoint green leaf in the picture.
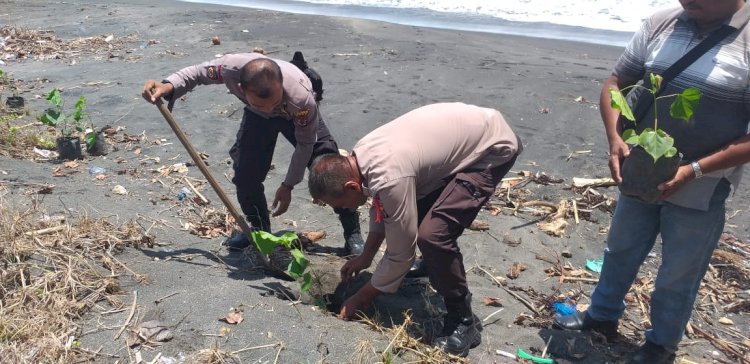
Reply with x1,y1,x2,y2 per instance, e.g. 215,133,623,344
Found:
40,109,64,126
664,147,678,158
275,232,300,249
250,230,278,254
72,97,86,121
649,73,663,93
86,133,96,150
609,87,635,121
301,272,312,293
622,129,639,144
669,87,701,122
638,129,674,162
45,89,62,108
287,248,309,278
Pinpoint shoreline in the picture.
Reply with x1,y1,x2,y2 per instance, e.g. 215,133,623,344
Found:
181,0,636,47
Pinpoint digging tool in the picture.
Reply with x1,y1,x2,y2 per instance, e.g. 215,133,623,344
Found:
153,98,293,281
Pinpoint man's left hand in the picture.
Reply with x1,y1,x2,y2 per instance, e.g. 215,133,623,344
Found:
658,164,695,199
339,282,380,320
271,184,292,217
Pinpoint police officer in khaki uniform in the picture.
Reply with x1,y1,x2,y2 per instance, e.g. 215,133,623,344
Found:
142,53,364,255
308,103,522,356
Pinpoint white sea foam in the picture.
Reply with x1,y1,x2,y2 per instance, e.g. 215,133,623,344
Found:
180,0,678,46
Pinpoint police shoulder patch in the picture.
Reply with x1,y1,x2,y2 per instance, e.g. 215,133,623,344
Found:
206,65,220,80
294,108,311,127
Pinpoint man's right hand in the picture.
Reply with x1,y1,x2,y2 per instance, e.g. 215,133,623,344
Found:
142,80,174,104
608,137,630,184
340,255,373,283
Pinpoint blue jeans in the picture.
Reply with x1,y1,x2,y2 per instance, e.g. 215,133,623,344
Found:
588,179,730,351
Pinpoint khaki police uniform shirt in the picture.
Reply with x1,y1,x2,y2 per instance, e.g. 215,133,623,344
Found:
164,53,319,187
353,103,522,293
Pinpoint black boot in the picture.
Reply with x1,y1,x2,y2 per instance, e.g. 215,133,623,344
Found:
223,210,271,251
338,209,364,256
628,341,676,364
552,310,618,341
434,293,482,357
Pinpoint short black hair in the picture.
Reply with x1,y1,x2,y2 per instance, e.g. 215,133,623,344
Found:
308,154,351,199
240,58,283,98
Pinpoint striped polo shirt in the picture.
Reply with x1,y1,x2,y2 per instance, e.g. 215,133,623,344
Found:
613,3,750,210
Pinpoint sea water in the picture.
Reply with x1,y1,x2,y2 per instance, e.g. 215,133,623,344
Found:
181,0,676,46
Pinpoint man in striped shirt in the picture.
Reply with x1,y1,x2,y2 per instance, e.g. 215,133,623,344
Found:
554,1,750,363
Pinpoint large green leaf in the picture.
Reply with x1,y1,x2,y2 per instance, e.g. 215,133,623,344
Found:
287,248,309,278
45,89,63,108
40,109,64,126
638,129,675,162
622,129,639,145
669,87,701,122
250,230,278,254
609,88,635,122
301,272,312,293
72,97,86,122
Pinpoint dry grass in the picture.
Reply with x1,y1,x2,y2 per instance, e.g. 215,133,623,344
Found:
356,312,468,364
0,194,150,363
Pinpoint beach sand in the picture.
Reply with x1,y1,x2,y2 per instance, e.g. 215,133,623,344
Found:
2,0,748,363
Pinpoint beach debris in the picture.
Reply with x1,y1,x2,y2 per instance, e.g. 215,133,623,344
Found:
0,26,139,61
88,165,105,174
211,36,221,45
502,232,522,247
572,177,616,188
219,309,244,325
469,219,490,231
585,258,604,273
52,164,81,177
302,230,326,243
552,302,577,316
561,250,573,258
507,262,527,279
718,317,734,325
483,296,503,307
127,320,173,347
517,348,554,364
32,147,57,159
112,185,128,195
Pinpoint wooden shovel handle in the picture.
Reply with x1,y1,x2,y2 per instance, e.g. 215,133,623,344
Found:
153,99,292,280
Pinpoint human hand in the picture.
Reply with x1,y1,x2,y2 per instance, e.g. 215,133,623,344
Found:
271,184,292,217
608,138,630,184
340,255,372,283
338,283,379,320
657,164,694,199
142,80,174,104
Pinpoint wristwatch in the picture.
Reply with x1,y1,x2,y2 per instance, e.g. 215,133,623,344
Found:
690,161,703,178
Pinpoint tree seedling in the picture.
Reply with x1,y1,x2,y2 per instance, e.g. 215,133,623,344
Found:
40,88,96,149
251,230,313,293
609,73,701,162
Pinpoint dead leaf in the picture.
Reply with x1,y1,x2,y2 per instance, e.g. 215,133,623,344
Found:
95,174,107,180
219,311,244,324
468,220,490,231
506,262,527,279
303,231,327,242
538,219,568,237
112,185,128,195
743,339,750,348
52,166,81,177
134,147,141,155
483,296,503,307
219,327,231,336
63,161,79,168
718,317,734,325
502,233,522,247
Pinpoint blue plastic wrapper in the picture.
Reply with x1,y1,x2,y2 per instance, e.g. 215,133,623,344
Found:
552,302,577,316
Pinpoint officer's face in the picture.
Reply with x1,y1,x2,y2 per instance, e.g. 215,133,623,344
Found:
245,82,283,114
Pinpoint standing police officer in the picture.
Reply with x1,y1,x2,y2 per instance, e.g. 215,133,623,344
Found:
142,52,364,255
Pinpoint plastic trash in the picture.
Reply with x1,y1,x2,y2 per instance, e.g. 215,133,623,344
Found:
552,302,577,317
88,166,105,174
176,187,192,200
586,258,604,273
517,348,554,364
